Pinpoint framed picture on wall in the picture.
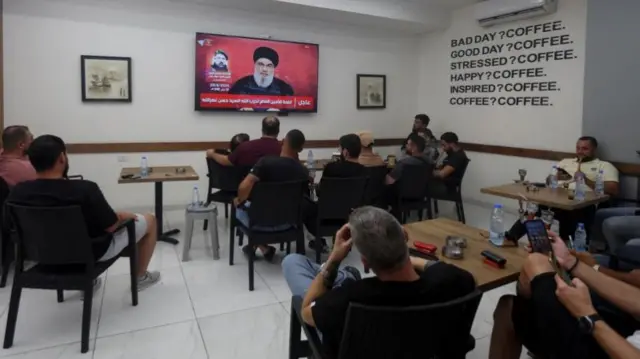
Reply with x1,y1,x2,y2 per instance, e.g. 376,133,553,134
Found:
357,74,386,109
81,55,132,102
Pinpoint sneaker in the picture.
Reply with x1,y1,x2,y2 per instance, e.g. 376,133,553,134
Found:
137,271,161,292
262,246,276,262
343,266,362,281
242,245,255,256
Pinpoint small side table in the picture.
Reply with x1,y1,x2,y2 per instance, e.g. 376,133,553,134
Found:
182,204,219,261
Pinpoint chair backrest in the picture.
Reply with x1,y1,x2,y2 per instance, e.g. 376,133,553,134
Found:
363,166,388,206
206,158,251,192
247,180,307,228
0,176,10,236
397,162,433,199
6,204,95,265
337,290,483,359
317,177,369,220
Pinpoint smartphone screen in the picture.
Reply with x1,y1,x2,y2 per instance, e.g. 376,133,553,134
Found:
524,220,552,253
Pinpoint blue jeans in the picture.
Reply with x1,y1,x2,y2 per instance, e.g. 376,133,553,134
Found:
282,254,357,297
594,238,640,270
235,201,293,232
593,207,640,252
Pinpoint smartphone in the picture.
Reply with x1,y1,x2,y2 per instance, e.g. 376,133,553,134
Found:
525,220,573,285
524,220,552,253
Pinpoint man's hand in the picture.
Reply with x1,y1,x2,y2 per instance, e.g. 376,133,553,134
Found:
117,212,138,221
571,250,598,266
555,276,597,318
233,197,241,207
328,224,353,264
549,231,576,269
206,149,215,158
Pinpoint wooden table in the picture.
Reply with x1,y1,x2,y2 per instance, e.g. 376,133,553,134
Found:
480,183,610,211
119,166,199,245
404,218,528,291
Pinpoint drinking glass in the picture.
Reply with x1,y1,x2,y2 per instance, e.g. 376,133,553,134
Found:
541,209,555,230
526,202,538,221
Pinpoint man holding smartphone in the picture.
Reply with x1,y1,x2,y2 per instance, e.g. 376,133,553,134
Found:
489,232,640,359
281,206,475,359
505,136,619,242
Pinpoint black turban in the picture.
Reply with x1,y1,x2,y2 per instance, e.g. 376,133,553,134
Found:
253,47,279,67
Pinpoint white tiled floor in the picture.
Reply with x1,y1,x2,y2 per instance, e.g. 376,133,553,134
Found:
0,202,527,358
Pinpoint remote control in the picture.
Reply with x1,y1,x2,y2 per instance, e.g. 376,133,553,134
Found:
481,250,507,267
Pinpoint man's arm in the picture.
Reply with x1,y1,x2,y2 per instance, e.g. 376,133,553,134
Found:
593,321,640,359
433,165,454,179
572,261,640,319
386,163,402,185
604,181,620,196
597,267,640,288
206,150,233,167
235,174,258,205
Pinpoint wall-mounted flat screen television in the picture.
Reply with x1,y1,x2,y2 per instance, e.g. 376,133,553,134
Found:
195,32,319,113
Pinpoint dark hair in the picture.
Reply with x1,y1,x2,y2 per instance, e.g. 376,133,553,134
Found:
27,135,66,172
578,136,598,148
230,133,250,152
2,126,30,151
339,134,362,158
414,114,430,126
261,116,280,136
440,132,459,144
285,129,306,152
407,133,426,153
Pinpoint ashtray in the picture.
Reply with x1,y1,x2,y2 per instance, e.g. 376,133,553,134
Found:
446,236,467,248
175,167,186,174
442,245,464,259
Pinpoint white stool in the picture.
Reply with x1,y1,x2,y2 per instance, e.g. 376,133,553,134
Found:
182,204,219,261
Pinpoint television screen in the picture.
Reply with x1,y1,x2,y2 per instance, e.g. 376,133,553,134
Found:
195,33,319,113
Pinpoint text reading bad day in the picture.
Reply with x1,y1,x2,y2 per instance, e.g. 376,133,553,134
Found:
450,21,566,47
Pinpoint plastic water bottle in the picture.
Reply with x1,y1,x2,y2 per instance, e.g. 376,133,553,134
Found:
192,185,200,207
595,170,605,196
306,150,315,178
549,166,558,189
489,204,505,246
575,173,586,201
574,223,588,252
140,156,149,178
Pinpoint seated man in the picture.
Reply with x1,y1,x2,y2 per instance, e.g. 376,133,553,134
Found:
7,135,160,291
234,129,310,261
322,134,366,178
229,133,250,153
592,207,640,253
0,125,36,186
506,136,619,242
430,132,469,197
385,133,432,187
356,131,385,167
489,233,640,359
206,116,281,167
282,206,475,359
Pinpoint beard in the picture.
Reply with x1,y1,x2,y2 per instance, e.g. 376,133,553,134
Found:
254,71,274,88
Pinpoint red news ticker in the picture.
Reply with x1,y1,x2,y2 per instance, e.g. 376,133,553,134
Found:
200,94,315,110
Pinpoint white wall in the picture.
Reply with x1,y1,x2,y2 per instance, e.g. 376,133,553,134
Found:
418,0,588,207
3,0,419,208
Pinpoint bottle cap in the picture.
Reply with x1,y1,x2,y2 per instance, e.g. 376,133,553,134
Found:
494,204,503,208
578,223,585,229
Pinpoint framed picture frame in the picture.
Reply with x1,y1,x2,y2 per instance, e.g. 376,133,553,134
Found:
81,55,132,102
357,74,386,109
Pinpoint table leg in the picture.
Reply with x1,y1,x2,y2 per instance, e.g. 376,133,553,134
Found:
155,182,180,245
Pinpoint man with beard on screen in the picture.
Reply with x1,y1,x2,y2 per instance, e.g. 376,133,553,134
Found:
228,46,294,96
210,50,229,72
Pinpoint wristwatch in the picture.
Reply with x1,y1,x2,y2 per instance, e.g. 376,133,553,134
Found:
578,314,602,335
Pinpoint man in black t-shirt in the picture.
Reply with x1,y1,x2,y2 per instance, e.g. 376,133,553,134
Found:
322,134,366,178
431,132,469,198
234,129,309,261
282,207,476,358
7,135,161,291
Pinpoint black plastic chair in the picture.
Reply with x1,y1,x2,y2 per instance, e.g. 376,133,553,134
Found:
289,290,483,359
430,158,470,223
229,180,307,291
311,177,368,263
0,176,11,288
3,204,139,353
395,163,434,224
204,158,251,227
363,166,389,208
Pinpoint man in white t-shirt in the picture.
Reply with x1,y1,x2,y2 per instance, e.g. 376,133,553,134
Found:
506,136,619,242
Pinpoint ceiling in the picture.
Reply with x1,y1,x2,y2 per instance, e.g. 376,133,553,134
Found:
169,0,480,34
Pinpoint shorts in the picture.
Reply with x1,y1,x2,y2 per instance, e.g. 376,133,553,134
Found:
98,214,147,262
512,272,608,359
